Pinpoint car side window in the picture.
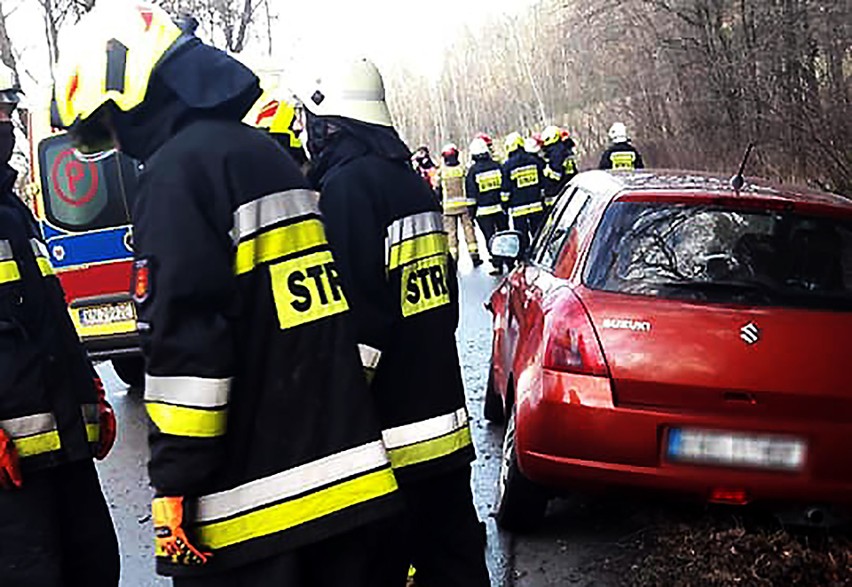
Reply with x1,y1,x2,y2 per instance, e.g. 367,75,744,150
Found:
537,190,591,270
530,187,577,262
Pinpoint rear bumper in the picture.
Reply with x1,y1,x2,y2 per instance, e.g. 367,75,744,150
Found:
517,371,852,506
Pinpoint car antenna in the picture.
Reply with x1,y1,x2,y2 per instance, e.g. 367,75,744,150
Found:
730,143,754,195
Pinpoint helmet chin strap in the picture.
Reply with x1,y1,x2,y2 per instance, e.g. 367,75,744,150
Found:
72,148,118,163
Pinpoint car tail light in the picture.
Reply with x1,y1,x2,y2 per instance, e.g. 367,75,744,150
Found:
543,292,609,376
709,487,750,506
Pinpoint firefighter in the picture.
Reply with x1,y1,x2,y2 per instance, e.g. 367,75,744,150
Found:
437,143,482,266
599,122,644,171
252,94,308,169
501,131,546,242
466,137,508,276
296,57,489,587
411,146,439,201
0,63,119,587
474,131,497,161
53,4,399,586
541,125,578,208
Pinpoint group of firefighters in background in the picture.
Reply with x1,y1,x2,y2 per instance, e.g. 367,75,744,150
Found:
411,122,644,275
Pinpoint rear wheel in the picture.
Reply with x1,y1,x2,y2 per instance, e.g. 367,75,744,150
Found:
496,409,548,531
112,357,145,389
483,360,505,424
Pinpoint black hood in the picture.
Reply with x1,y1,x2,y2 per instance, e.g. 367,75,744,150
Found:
112,37,260,161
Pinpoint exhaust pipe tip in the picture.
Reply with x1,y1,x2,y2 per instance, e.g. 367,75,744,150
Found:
805,507,825,526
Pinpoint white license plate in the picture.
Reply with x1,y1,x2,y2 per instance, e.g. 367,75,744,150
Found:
667,428,806,471
79,302,135,326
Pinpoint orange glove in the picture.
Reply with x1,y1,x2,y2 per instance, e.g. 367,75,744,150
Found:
93,377,116,460
0,428,22,490
152,496,211,566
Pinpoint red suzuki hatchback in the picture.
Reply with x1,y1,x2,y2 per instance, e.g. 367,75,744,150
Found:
486,170,852,530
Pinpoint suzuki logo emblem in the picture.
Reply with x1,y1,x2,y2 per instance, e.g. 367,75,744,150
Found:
740,322,761,345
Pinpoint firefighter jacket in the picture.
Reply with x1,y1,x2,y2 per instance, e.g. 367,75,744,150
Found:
501,149,546,219
599,142,644,171
437,162,469,214
542,141,577,204
312,133,474,486
132,120,399,576
465,157,505,218
0,166,101,473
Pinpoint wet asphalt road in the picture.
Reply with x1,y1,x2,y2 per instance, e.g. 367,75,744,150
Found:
94,250,628,587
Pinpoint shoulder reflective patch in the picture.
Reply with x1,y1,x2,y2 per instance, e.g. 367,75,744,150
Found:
231,190,320,245
0,240,20,285
386,211,444,249
475,170,502,192
401,255,451,317
132,258,153,304
269,249,349,329
388,234,449,271
235,218,326,275
510,164,540,188
610,152,636,170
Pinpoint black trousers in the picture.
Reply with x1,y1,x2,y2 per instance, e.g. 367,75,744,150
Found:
477,213,509,270
512,211,545,245
173,518,394,587
375,468,490,587
0,460,119,587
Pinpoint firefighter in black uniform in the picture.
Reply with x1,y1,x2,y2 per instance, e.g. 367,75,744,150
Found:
599,122,644,171
541,125,577,208
466,136,508,276
501,131,546,243
54,4,399,586
296,58,489,587
0,63,119,587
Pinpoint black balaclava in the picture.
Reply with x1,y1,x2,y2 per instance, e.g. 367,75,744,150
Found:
443,152,459,166
110,36,260,161
0,121,14,165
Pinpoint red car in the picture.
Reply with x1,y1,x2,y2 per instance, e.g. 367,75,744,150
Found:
486,170,852,530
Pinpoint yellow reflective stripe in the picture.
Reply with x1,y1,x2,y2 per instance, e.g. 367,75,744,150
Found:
14,431,62,458
610,152,636,170
500,192,510,203
476,204,503,216
0,259,20,284
235,219,326,275
387,233,448,271
544,166,561,181
511,203,544,217
196,468,397,550
146,402,227,438
85,423,100,444
36,257,55,277
387,426,472,469
443,199,469,210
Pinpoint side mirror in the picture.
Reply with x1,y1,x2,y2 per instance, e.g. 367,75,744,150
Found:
489,230,525,261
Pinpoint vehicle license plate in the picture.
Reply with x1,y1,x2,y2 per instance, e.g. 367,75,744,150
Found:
667,428,806,471
79,302,135,326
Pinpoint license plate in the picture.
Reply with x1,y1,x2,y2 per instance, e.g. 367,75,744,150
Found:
667,428,806,471
79,302,135,326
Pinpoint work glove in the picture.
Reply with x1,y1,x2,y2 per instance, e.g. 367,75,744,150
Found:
93,377,116,460
0,428,22,490
152,496,211,566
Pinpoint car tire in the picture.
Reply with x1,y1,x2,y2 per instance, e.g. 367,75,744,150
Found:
496,409,548,532
483,360,505,424
112,357,145,389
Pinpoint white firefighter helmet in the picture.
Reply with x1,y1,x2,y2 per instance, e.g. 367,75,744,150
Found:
296,58,393,127
608,122,628,143
468,137,489,157
524,137,541,154
0,62,21,105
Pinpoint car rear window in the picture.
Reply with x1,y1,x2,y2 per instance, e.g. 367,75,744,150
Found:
38,134,139,233
585,201,852,311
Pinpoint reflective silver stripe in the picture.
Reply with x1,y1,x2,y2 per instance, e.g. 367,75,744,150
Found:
230,189,320,244
544,166,561,181
30,239,49,259
510,164,538,179
358,344,382,370
510,202,544,216
0,240,12,261
195,440,389,523
81,403,99,423
476,204,503,216
386,211,444,248
0,413,57,438
144,375,231,408
382,407,468,450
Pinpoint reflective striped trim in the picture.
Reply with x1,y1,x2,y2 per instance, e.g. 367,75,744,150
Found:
0,260,20,284
500,192,510,203
510,164,539,179
387,426,472,469
510,202,544,217
382,407,469,450
387,233,449,271
543,166,562,181
0,413,61,458
441,166,464,179
82,402,101,443
196,440,389,522
30,239,55,276
386,211,444,249
0,240,12,261
144,375,231,408
544,196,557,206
235,218,326,275
476,204,504,217
358,344,382,370
146,403,227,438
231,190,320,244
